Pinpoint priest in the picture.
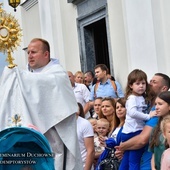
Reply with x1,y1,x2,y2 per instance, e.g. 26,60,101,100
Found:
0,38,83,170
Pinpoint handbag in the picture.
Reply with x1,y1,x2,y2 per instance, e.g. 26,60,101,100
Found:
97,147,120,170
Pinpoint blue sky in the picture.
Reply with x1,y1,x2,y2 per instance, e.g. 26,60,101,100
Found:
0,53,7,76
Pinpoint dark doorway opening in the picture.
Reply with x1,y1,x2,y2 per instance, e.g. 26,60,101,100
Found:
84,18,110,72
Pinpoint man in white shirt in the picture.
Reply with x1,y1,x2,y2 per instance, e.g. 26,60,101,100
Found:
76,103,94,170
68,71,91,119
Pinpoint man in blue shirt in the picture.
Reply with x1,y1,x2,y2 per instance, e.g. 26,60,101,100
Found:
115,73,170,170
90,64,124,101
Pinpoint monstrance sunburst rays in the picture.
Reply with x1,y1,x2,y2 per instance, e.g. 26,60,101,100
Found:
0,3,22,68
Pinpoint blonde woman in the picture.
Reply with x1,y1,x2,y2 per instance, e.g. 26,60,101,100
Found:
75,71,84,84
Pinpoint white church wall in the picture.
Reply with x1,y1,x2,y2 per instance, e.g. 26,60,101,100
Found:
107,0,129,90
122,0,158,81
38,1,81,72
108,0,170,88
152,0,170,75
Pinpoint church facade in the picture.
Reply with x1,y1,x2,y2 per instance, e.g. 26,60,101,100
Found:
2,0,170,88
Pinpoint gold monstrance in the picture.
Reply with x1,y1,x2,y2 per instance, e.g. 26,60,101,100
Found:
0,3,22,68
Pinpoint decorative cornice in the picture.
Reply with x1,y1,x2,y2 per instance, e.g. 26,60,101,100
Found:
21,0,38,11
67,0,86,5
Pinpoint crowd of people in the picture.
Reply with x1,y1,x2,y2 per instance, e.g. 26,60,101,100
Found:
68,63,170,170
1,37,170,170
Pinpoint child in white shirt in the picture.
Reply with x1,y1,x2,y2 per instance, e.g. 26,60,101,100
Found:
119,69,156,170
94,118,110,166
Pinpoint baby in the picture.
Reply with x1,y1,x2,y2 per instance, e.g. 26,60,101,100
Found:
94,118,110,162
